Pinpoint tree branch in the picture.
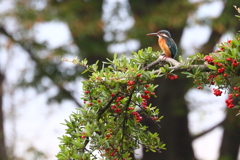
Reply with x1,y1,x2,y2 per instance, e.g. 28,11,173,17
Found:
191,119,224,140
143,55,180,70
142,54,210,74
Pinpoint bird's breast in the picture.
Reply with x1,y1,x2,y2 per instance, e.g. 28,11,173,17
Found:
158,37,171,57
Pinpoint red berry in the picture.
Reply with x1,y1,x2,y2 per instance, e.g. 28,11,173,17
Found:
137,116,142,120
127,80,135,85
168,75,178,80
144,91,150,94
110,152,115,156
128,107,134,110
210,81,215,85
232,59,239,67
204,55,214,63
213,88,222,96
85,91,89,94
115,108,121,113
226,95,235,109
217,67,225,74
226,57,232,61
89,102,93,106
111,105,116,109
137,74,142,77
145,95,150,99
111,93,115,97
145,84,149,88
132,111,137,115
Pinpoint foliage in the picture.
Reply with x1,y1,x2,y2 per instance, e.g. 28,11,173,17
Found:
191,35,240,110
57,48,168,160
57,28,240,160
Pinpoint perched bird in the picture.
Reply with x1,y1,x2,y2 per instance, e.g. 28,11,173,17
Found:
147,30,178,58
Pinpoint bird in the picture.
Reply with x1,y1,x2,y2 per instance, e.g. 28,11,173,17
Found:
147,30,178,59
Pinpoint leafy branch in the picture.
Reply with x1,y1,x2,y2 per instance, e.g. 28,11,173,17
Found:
57,9,240,159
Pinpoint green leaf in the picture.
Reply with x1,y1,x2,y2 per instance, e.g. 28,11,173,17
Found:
181,71,193,78
207,64,217,70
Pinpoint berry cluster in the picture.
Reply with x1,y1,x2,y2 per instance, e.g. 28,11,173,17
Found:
225,86,240,108
217,67,225,74
132,111,142,122
204,55,214,63
105,147,118,157
107,80,157,123
226,94,234,108
213,88,222,96
200,39,240,110
168,74,178,80
110,96,125,113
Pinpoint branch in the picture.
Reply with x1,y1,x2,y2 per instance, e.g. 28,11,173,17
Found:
191,119,224,140
143,54,210,74
154,64,210,74
143,55,180,70
97,92,119,120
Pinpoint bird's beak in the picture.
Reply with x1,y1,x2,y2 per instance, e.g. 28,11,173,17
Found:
147,33,158,36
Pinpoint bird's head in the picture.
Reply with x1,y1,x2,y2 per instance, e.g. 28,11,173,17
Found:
147,30,171,38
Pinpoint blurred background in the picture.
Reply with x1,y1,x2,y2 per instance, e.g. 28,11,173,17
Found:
0,0,240,159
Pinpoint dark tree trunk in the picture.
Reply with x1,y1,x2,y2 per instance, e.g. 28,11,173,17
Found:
141,77,195,160
218,110,240,160
0,72,7,160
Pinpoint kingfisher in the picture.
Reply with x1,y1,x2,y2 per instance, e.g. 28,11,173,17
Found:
147,30,178,59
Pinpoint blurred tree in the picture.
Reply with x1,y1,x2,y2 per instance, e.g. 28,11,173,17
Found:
0,0,240,159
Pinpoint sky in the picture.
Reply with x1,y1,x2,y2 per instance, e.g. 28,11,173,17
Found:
0,0,239,159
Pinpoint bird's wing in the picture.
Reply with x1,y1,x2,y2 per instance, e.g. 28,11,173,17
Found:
166,38,178,58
